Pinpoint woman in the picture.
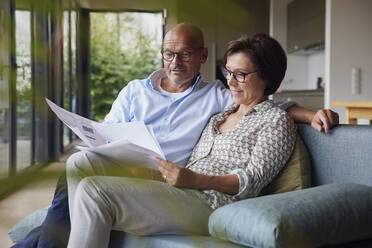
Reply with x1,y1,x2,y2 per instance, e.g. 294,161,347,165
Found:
67,34,296,248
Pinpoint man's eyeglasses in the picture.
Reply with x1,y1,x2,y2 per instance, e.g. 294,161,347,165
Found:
222,67,257,83
161,47,204,62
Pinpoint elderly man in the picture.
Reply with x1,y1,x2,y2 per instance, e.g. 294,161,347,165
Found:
13,23,338,248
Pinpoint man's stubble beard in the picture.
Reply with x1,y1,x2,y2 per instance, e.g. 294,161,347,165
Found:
169,70,196,85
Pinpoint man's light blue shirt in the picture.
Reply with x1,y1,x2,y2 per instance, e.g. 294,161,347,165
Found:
104,69,292,166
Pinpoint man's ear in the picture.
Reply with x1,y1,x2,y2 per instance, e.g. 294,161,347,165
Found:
200,48,208,64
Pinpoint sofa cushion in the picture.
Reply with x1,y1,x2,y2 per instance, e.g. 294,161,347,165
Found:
9,208,243,248
297,124,372,186
260,133,311,196
209,183,372,248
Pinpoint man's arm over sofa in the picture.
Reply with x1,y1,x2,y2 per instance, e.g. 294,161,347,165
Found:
287,105,339,133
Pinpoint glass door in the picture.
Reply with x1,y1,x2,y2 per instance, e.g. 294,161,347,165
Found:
0,0,13,177
90,11,163,121
15,9,32,171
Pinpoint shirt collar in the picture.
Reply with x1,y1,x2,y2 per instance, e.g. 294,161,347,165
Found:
217,99,274,122
250,100,274,113
213,100,274,133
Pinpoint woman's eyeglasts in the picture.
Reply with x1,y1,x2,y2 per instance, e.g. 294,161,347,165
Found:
223,67,257,83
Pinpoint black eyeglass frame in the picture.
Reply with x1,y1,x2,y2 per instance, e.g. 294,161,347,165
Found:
222,67,258,83
161,47,204,62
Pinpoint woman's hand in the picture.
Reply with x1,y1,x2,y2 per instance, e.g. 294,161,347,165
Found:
156,158,239,194
155,158,196,188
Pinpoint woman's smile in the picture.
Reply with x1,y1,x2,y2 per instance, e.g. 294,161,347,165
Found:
230,89,243,95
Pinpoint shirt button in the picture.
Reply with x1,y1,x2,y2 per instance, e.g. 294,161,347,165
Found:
165,118,169,122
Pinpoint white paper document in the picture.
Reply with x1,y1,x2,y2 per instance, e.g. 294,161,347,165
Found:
46,98,165,169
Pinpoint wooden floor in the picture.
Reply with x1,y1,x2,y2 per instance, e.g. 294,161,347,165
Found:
0,149,75,247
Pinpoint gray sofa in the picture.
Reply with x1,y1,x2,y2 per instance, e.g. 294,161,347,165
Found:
9,124,372,247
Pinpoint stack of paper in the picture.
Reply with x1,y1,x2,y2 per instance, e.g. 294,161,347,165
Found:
46,98,165,170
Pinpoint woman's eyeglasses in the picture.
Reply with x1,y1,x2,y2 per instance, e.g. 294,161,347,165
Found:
222,67,257,83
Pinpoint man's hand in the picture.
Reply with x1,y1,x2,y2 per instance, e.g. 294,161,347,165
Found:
155,158,195,188
287,105,339,134
311,109,339,134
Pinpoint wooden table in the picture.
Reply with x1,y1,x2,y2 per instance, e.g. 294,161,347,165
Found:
332,101,372,124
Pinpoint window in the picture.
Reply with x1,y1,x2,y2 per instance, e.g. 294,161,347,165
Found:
0,0,73,180
90,11,163,121
63,10,77,148
15,10,32,171
0,1,11,178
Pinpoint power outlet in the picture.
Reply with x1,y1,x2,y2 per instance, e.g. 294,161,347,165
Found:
351,67,361,95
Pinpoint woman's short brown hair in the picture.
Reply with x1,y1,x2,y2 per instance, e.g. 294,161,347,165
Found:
223,34,287,95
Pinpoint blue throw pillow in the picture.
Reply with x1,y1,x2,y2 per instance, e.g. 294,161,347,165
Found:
209,183,372,248
8,206,48,243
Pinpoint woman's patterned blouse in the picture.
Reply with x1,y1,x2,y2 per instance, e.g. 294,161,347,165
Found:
186,100,296,209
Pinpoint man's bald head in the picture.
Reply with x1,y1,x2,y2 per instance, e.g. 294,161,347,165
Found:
164,23,204,48
162,23,208,88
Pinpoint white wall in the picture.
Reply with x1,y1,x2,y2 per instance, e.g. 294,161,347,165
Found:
326,0,372,123
279,52,325,91
308,52,325,89
281,54,308,90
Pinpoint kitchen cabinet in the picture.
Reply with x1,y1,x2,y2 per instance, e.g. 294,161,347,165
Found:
287,0,325,53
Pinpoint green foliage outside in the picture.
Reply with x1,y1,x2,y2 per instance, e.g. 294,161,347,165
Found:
90,13,162,121
15,11,32,138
